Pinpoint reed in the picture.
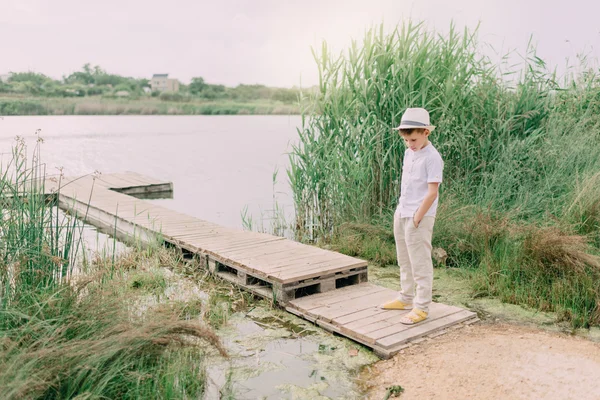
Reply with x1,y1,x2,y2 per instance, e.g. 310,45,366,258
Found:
290,21,600,327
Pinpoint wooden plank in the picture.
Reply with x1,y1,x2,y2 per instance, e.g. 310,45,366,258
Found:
245,251,353,273
111,172,153,185
345,302,461,336
252,245,345,265
202,240,280,261
191,230,277,244
161,224,221,233
308,290,394,322
296,287,388,317
215,238,305,257
206,237,286,253
97,176,137,188
160,220,222,230
102,173,146,187
123,171,167,185
333,307,391,326
214,245,311,263
193,238,282,254
266,254,361,275
166,231,228,240
161,224,222,234
276,260,368,284
343,308,415,332
362,304,465,344
375,310,476,349
172,230,244,240
159,219,220,227
209,240,300,260
166,233,234,243
288,283,382,311
192,235,279,250
147,211,198,219
234,250,343,272
105,173,146,186
233,240,343,263
259,258,360,283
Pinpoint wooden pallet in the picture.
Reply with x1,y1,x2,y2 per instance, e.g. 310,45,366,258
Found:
43,172,173,198
51,172,478,358
287,283,478,358
53,174,368,303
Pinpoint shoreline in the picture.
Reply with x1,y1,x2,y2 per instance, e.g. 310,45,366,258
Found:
0,95,301,116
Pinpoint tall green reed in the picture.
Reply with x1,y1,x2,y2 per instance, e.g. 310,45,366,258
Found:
290,21,600,327
0,136,79,306
290,22,555,239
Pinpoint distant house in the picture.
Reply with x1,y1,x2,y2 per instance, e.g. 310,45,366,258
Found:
150,74,179,92
0,73,11,83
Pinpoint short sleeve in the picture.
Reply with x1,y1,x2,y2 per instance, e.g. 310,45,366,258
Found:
426,153,444,183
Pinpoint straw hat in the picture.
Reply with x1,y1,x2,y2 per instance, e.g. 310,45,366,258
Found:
393,107,436,131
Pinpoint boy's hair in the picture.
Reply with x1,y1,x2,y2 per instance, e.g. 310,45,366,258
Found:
399,128,427,135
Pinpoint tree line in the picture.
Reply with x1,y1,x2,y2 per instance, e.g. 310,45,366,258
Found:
0,64,301,103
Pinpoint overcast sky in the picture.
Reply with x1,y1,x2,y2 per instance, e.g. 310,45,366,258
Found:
2,0,599,87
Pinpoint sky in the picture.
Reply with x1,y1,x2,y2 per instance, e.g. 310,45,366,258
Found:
1,0,600,88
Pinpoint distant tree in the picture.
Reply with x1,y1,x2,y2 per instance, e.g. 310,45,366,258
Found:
272,88,298,103
8,72,53,86
0,80,10,93
64,64,96,85
189,77,207,95
137,78,150,90
199,84,226,99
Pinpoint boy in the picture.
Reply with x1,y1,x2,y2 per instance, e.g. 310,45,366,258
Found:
380,107,444,325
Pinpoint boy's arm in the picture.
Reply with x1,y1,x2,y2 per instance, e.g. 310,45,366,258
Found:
413,183,439,227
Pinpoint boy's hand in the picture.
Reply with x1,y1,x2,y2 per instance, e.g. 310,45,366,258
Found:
413,183,439,228
413,216,421,228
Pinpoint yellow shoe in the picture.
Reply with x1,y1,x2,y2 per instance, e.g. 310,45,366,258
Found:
399,308,428,324
379,299,413,310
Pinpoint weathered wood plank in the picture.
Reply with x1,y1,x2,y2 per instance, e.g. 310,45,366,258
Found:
288,283,382,311
333,307,390,325
375,310,476,349
266,255,362,275
276,261,368,284
308,290,393,322
347,302,462,335
362,305,465,344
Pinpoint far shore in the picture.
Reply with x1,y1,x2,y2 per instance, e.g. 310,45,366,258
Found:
0,95,301,116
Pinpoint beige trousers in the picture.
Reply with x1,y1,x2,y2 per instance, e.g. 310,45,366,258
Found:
393,210,435,312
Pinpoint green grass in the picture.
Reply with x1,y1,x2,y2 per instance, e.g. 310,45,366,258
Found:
290,21,600,328
0,95,300,116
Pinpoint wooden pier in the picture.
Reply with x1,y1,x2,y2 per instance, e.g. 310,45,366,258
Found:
47,172,477,358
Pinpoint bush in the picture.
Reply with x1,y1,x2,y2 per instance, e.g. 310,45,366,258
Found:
0,99,47,115
159,92,185,102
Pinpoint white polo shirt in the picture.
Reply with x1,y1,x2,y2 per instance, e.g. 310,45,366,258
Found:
398,143,444,218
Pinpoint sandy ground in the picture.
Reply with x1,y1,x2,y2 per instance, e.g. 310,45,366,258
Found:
361,322,600,400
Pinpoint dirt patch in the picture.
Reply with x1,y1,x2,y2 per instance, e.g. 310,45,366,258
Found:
361,322,600,400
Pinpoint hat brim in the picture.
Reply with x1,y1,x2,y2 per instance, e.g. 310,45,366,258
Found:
393,124,435,132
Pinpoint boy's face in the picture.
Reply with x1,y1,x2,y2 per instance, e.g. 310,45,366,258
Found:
400,129,430,151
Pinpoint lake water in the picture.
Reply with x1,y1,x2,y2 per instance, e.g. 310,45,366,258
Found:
0,115,301,230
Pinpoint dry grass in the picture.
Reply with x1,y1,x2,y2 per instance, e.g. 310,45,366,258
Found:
0,245,233,399
522,226,600,275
